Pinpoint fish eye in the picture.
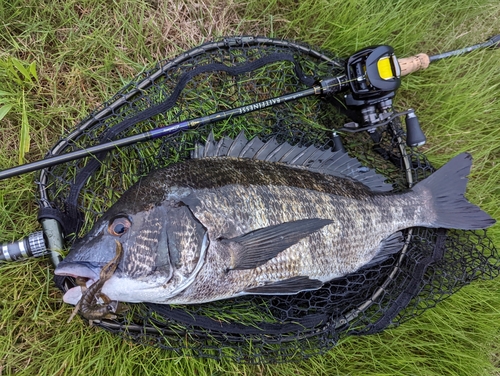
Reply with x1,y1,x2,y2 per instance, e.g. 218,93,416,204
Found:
108,216,132,237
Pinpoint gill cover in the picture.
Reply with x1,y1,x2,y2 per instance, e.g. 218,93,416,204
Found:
99,202,209,303
161,203,209,298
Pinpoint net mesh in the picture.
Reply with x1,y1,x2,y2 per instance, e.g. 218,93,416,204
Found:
38,36,499,362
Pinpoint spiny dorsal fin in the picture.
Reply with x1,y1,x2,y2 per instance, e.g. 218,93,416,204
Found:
192,131,393,192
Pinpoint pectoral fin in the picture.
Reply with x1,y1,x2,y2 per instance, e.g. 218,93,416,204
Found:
222,218,333,270
244,276,323,295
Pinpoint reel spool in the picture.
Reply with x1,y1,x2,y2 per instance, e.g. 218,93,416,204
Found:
34,37,498,362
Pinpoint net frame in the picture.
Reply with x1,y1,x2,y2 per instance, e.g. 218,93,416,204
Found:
36,36,499,362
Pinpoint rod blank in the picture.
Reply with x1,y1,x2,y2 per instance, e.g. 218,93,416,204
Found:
0,86,320,181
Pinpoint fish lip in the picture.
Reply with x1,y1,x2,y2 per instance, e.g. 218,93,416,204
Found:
54,262,100,281
55,263,102,305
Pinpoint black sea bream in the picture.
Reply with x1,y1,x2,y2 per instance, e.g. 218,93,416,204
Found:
55,132,495,306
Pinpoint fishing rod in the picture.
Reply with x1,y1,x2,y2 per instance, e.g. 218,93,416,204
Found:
1,34,498,182
1,35,499,263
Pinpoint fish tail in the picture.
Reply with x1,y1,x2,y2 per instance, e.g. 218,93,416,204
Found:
413,153,495,230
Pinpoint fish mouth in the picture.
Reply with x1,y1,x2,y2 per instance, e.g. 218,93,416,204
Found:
54,263,100,305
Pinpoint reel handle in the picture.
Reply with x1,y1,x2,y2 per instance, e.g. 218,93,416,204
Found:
398,54,431,76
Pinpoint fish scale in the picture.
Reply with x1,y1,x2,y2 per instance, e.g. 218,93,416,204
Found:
171,182,397,301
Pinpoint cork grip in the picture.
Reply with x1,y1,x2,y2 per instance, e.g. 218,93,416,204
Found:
398,53,431,76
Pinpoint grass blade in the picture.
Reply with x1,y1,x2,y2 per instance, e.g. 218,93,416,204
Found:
29,61,38,82
12,58,32,83
0,89,14,97
18,91,30,164
0,103,14,121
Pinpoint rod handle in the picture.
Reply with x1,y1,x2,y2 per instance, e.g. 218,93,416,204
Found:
397,54,431,76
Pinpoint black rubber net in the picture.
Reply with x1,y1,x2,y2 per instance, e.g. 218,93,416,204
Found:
38,36,499,363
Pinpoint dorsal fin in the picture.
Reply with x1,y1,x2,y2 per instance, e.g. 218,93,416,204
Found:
191,131,393,192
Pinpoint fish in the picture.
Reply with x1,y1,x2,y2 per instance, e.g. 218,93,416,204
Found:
55,132,495,308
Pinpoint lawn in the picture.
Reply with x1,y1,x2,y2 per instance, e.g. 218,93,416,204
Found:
0,0,499,375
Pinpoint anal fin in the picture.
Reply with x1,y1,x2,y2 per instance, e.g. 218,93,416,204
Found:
244,276,323,295
364,231,404,268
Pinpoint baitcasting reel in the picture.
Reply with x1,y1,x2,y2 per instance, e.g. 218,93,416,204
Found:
339,45,426,147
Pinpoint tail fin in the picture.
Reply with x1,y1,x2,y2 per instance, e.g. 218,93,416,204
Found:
413,153,495,230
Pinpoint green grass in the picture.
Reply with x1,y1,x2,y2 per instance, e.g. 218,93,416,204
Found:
0,0,499,374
